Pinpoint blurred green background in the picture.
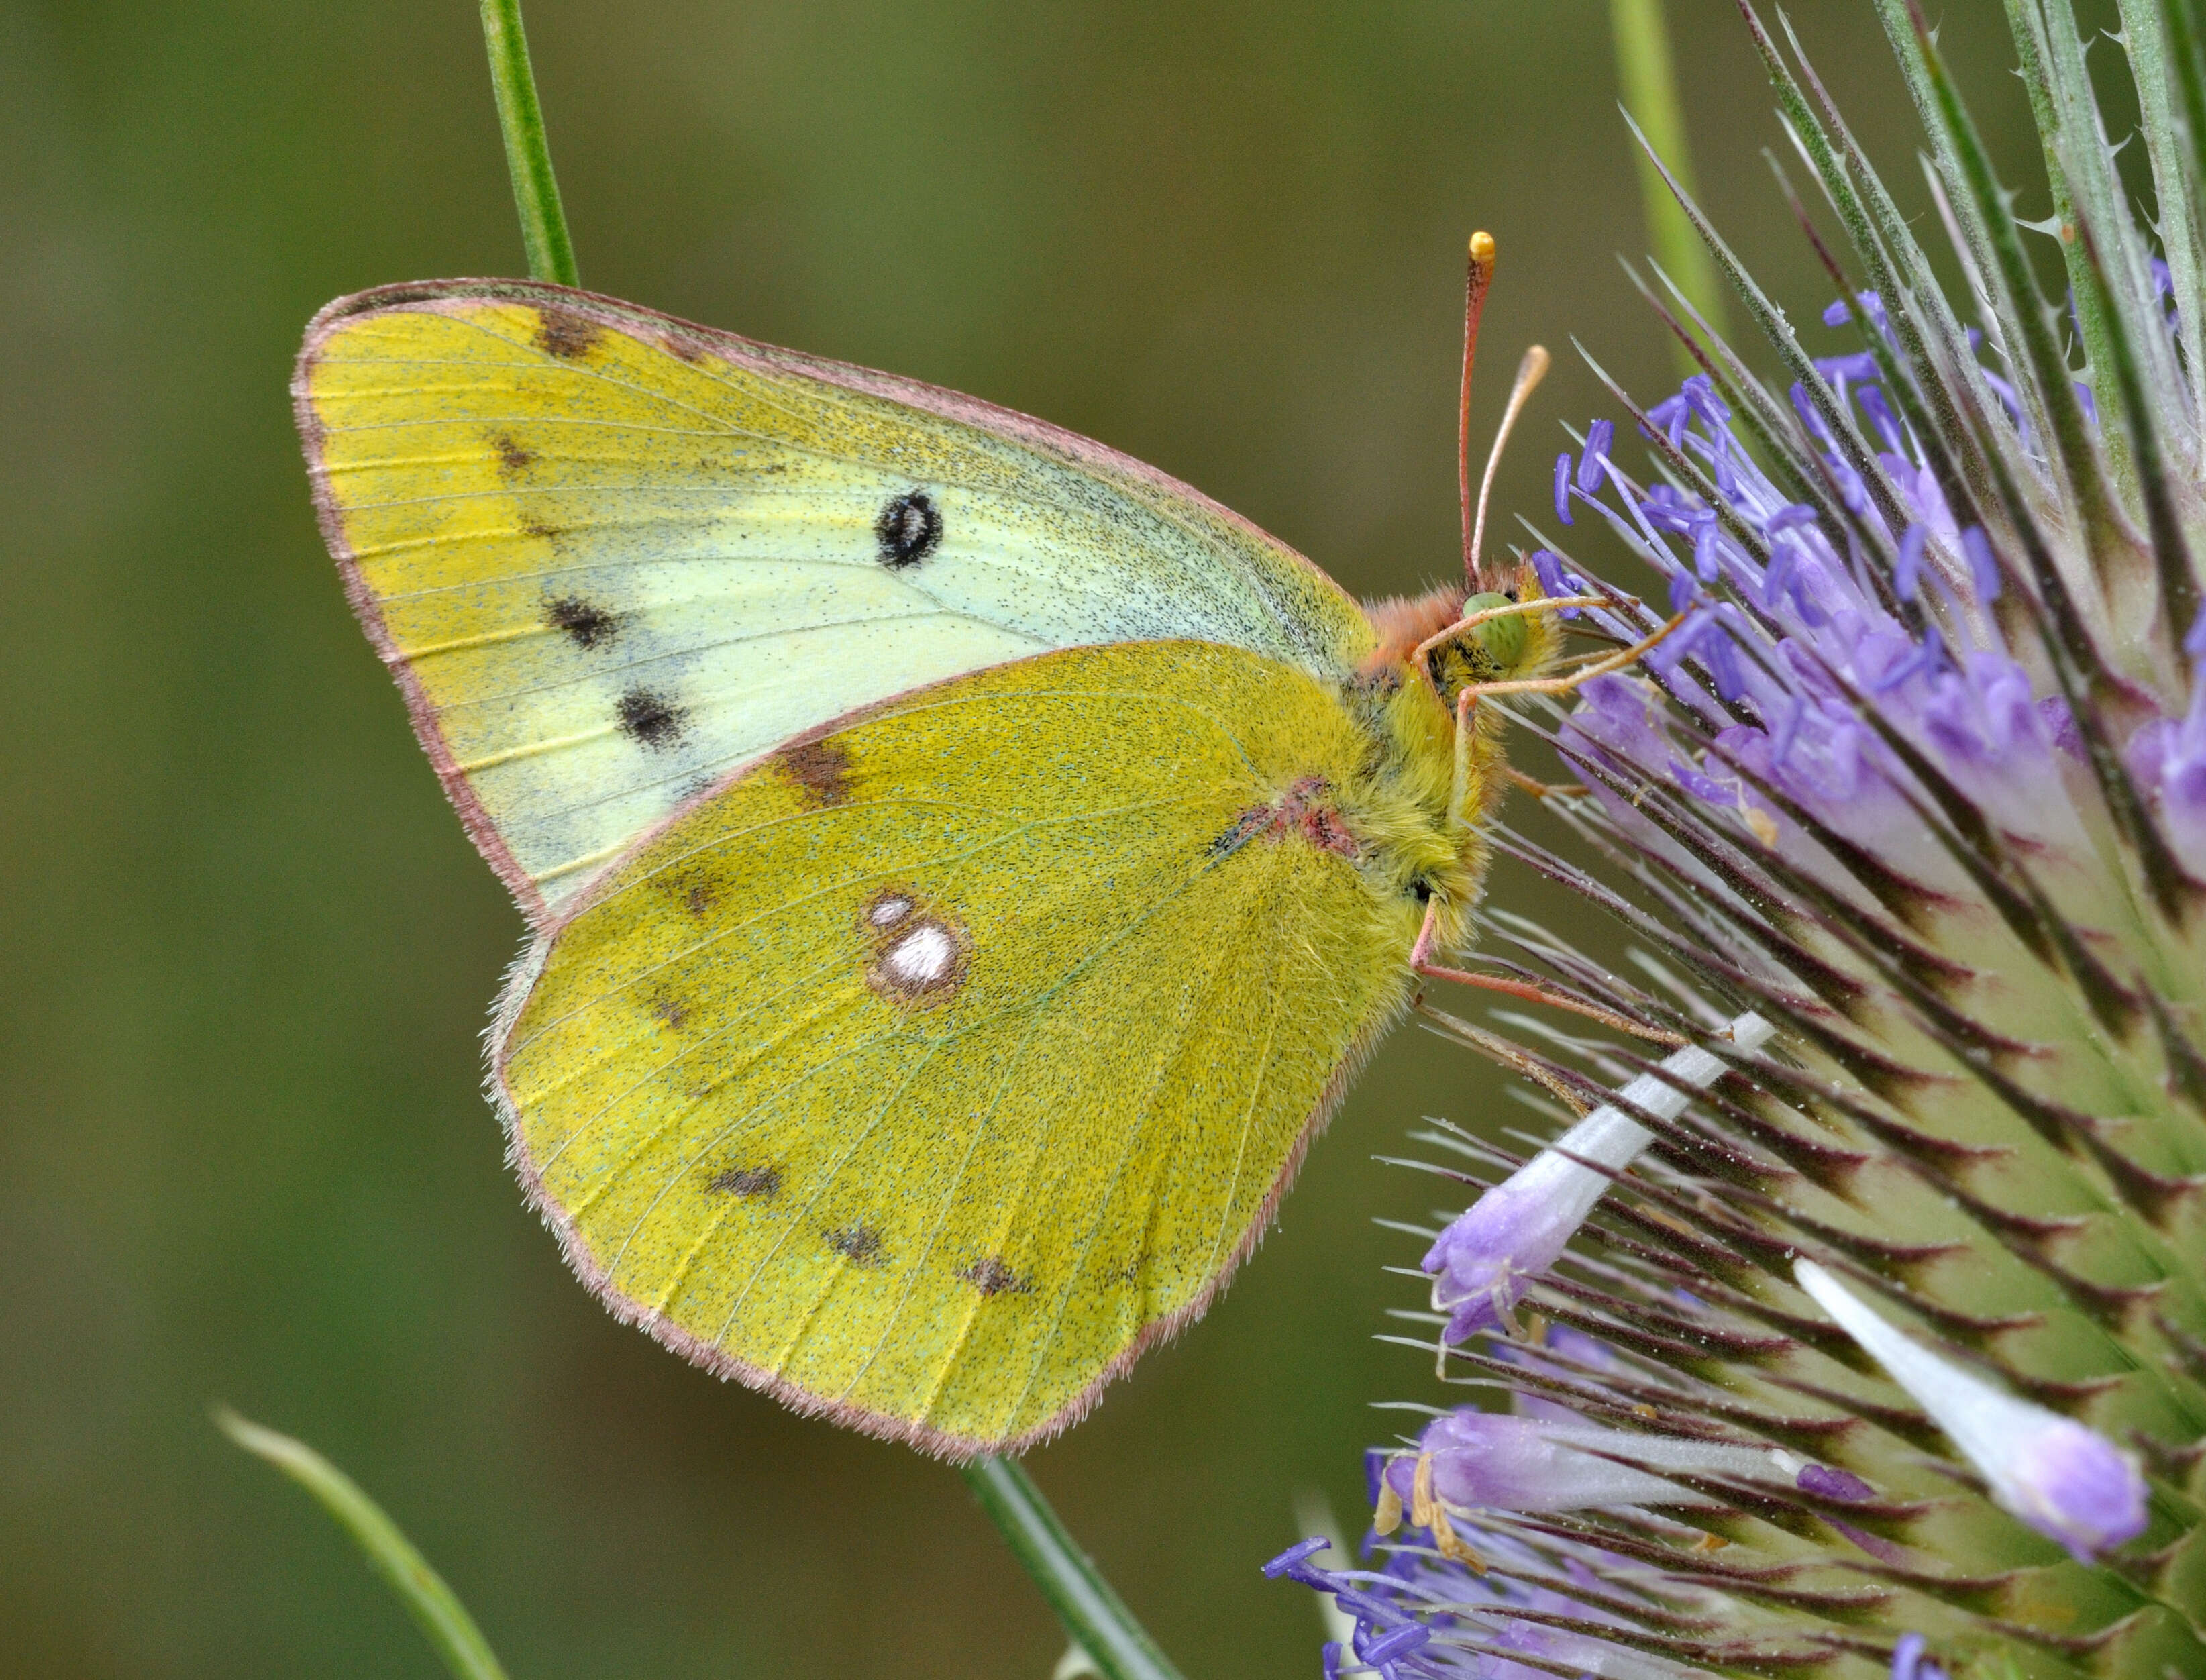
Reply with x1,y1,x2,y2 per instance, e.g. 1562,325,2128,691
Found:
1,3,2045,1675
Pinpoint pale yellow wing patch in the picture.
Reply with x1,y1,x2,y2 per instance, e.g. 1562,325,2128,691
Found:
297,281,1375,916
494,641,1421,1455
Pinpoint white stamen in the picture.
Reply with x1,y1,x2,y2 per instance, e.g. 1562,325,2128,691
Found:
1793,1259,2148,1560
883,921,955,984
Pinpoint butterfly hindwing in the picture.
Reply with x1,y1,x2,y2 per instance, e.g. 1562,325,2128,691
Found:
494,641,1416,1455
297,281,1376,917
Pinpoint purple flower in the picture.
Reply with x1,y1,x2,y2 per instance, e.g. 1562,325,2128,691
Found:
1894,522,1926,600
1282,9,2206,1671
1527,549,1585,618
1380,1409,1795,1514
1958,524,2002,600
1890,1633,1948,1680
1576,418,1614,492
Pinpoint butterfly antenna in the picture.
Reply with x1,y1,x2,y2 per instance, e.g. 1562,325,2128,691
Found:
1467,344,1551,592
1457,231,1496,586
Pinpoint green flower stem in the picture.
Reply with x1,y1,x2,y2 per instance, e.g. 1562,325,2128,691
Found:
1610,0,1728,365
216,1410,511,1680
478,0,578,286
961,1457,1187,1680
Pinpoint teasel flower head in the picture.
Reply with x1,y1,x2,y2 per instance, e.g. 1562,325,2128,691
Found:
1274,3,2206,1675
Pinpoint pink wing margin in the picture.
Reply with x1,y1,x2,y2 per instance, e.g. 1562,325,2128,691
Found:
295,279,1370,927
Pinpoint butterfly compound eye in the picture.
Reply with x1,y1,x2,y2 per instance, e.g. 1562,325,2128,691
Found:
1462,589,1528,668
875,489,944,568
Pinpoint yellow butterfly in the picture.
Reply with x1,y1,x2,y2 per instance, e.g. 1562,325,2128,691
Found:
295,238,1673,1457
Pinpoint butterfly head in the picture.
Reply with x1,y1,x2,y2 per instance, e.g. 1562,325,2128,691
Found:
1418,585,1564,711
1360,561,1565,715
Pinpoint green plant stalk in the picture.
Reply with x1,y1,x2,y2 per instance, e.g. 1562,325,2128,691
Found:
478,0,578,286
465,17,1181,1672
961,1457,1187,1680
2119,0,2206,427
1610,0,1728,368
215,1410,511,1680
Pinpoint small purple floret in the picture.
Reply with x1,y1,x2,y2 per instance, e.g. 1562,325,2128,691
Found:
1692,518,1722,581
1553,452,1574,525
1960,525,2003,601
1797,1464,1876,1502
1891,1632,1949,1680
1359,1623,1430,1664
1263,1538,1334,1579
1528,549,1586,618
1895,523,1926,600
1857,383,1901,450
1789,380,1828,442
1577,417,1614,492
1422,1177,1570,1340
2015,1418,2150,1561
1669,757,1734,804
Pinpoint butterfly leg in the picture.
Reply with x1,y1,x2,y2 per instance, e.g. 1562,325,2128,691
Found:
1418,1006,1593,1138
1410,901,1685,1049
1411,594,1609,686
1450,604,1694,704
1449,682,1478,831
1501,764,1587,800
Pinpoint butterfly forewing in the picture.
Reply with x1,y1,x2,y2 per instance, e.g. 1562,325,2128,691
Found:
494,641,1416,1455
298,282,1375,917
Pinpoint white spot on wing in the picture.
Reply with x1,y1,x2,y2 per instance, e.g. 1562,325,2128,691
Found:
870,896,912,927
884,922,955,984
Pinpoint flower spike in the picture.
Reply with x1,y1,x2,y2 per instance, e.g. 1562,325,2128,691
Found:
1278,2,2206,1672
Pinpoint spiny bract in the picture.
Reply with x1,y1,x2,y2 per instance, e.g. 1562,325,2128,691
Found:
1271,3,2206,1677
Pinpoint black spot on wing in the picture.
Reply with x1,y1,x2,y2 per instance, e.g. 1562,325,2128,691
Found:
534,307,602,360
956,1257,1031,1297
777,737,853,807
616,687,687,750
707,1165,781,1198
825,1224,887,1267
546,596,619,649
490,431,533,474
874,489,943,568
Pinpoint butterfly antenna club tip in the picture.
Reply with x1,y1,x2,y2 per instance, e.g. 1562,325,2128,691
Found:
1457,232,1548,591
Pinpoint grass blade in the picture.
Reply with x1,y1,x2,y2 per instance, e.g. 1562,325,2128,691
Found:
962,1457,1186,1680
216,1410,511,1680
1611,0,1730,365
478,0,578,286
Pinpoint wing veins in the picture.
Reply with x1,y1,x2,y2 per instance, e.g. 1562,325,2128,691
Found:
996,846,1286,1434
